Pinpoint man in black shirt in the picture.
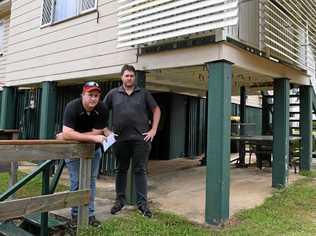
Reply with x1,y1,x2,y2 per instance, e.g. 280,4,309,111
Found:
57,81,109,227
104,64,161,217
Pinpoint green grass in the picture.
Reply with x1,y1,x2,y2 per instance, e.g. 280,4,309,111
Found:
79,211,213,236
300,170,316,178
0,171,68,199
80,172,316,236
222,177,316,235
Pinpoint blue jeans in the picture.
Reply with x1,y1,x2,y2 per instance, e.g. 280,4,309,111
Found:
65,148,102,217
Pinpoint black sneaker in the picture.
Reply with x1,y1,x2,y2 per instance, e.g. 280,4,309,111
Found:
111,202,124,215
89,216,101,227
70,215,77,228
138,204,152,218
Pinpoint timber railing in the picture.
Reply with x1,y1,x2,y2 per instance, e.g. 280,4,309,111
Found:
0,140,95,235
0,129,19,198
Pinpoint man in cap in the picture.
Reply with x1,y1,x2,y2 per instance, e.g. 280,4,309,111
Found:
57,81,110,227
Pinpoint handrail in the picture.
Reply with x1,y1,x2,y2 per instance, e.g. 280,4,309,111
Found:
0,140,94,162
0,160,53,201
0,139,81,145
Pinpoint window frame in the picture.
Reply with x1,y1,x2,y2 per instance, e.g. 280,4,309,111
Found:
40,0,98,28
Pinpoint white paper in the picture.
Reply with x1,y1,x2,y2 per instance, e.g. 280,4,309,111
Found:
102,133,116,152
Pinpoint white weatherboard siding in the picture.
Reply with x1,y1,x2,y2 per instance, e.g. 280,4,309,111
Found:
0,14,10,83
5,0,137,86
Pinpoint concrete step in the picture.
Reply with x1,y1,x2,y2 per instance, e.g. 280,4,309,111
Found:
22,213,66,228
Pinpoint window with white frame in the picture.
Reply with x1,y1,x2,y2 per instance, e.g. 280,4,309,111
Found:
41,0,97,26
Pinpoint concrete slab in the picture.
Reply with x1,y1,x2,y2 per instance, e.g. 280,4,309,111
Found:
149,160,302,223
19,157,304,224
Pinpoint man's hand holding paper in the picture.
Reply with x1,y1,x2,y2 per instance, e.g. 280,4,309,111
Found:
102,132,117,152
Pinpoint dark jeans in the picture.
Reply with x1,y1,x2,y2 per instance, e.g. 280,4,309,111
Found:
113,140,151,206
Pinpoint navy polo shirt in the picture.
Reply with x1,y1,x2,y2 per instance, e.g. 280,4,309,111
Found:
103,86,158,142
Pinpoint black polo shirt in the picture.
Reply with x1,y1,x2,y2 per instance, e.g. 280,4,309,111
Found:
103,86,158,142
63,98,107,133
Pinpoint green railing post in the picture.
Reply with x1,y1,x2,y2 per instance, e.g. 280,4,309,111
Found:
300,85,312,171
272,78,289,188
49,160,65,194
39,82,56,234
205,60,232,225
126,70,146,205
0,87,16,129
41,164,50,236
39,81,56,236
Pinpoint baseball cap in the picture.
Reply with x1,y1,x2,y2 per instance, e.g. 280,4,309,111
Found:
83,81,101,93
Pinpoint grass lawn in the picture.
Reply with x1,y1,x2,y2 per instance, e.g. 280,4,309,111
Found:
0,171,68,199
79,172,316,236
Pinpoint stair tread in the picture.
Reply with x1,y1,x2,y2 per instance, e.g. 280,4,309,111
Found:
23,213,66,228
0,222,33,236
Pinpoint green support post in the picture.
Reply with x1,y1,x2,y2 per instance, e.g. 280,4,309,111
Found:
240,86,246,123
39,82,57,139
0,91,2,117
272,79,289,188
0,87,16,129
238,86,246,167
300,85,312,171
205,60,232,225
126,70,146,205
200,92,208,166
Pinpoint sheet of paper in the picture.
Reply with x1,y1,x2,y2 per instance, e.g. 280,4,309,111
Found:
102,133,116,152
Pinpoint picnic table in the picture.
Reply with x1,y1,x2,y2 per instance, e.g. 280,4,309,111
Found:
231,135,301,142
231,135,301,168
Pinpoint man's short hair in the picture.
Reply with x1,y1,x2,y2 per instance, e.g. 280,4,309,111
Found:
121,64,136,76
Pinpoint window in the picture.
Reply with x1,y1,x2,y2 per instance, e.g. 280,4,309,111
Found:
41,0,97,26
